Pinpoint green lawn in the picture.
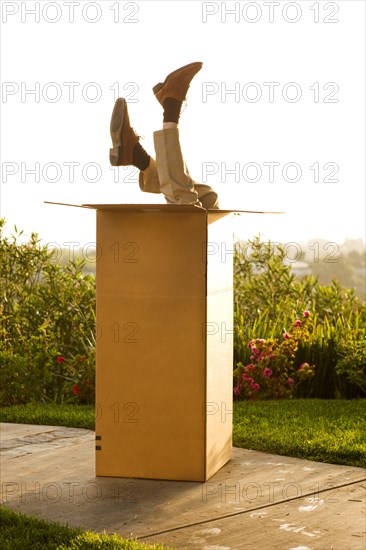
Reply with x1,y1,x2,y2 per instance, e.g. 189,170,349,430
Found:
1,399,365,468
233,399,366,468
0,403,95,430
0,507,169,550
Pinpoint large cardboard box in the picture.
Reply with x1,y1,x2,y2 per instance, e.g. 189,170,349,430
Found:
94,204,234,481
46,203,275,481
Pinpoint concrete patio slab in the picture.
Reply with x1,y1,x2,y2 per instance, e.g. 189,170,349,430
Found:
1,423,365,549
144,483,366,549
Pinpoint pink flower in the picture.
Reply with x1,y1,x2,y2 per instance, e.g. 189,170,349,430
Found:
250,355,255,362
234,384,242,396
262,368,272,378
257,352,265,361
288,377,294,386
252,346,259,355
303,310,310,318
242,374,254,384
57,356,65,364
299,362,309,371
258,339,265,344
294,320,301,327
283,332,290,340
250,383,260,391
73,384,79,396
245,364,255,372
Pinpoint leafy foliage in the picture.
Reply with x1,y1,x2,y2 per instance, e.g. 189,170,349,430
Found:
0,220,96,405
1,222,365,405
234,237,366,398
234,313,315,400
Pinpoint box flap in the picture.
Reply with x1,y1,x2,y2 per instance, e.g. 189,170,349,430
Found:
44,202,284,214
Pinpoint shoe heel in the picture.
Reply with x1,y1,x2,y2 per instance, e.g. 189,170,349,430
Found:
109,146,122,166
152,82,163,95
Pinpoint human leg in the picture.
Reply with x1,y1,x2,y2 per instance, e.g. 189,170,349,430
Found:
153,127,201,206
109,63,220,209
108,92,202,204
194,183,220,210
109,98,150,170
152,62,219,208
109,98,160,194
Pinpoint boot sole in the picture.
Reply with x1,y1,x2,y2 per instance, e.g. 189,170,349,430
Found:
109,98,126,165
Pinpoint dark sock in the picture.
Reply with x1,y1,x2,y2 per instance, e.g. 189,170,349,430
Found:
132,142,150,171
163,97,183,124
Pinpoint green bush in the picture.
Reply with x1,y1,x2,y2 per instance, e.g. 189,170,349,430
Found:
335,339,366,394
234,312,316,400
0,350,51,405
234,237,366,399
0,220,96,406
1,221,365,405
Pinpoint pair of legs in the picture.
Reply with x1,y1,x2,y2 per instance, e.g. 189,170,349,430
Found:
109,62,219,210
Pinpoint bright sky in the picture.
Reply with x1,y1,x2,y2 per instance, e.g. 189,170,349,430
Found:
1,0,365,254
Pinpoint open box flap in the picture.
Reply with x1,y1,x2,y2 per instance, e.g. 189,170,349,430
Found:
44,202,284,214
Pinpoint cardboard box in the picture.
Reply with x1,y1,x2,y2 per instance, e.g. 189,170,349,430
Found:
46,203,279,481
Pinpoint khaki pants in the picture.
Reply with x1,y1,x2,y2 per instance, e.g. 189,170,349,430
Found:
138,128,219,210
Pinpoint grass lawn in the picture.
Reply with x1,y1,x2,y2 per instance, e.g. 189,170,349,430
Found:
0,403,95,430
233,399,366,468
0,507,169,550
1,399,365,468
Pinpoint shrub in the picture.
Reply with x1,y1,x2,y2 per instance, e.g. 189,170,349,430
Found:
234,237,366,399
0,350,51,405
1,221,365,405
335,339,366,395
234,312,315,400
0,220,96,405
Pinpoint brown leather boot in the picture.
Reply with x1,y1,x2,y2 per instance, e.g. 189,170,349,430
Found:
109,98,139,166
153,62,203,105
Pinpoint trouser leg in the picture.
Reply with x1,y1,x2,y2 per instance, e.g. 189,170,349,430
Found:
194,183,220,209
153,127,201,205
138,127,219,209
138,158,160,194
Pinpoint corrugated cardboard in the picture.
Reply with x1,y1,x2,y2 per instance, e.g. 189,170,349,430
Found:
45,203,280,481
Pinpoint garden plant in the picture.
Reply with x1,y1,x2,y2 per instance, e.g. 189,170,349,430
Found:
0,220,96,406
0,221,365,406
234,237,366,400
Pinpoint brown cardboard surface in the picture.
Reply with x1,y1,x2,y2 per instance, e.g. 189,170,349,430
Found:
206,215,233,480
95,210,206,295
96,210,211,481
206,291,233,479
96,294,206,481
44,201,283,215
45,202,245,481
94,208,236,481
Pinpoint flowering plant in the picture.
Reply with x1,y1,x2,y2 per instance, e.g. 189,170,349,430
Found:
52,352,95,404
234,310,315,400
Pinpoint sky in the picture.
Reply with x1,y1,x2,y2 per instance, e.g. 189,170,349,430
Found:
1,0,365,256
